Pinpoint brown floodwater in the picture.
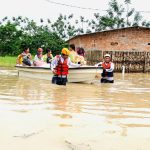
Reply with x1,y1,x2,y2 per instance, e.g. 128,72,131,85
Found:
0,71,150,150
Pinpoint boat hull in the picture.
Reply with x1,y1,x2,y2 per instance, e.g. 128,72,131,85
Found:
15,66,102,83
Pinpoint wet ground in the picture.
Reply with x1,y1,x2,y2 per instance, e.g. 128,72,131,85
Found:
0,70,150,150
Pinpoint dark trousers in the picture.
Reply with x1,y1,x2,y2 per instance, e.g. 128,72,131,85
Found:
101,78,114,83
52,75,67,86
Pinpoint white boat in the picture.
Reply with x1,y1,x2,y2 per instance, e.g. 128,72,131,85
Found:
15,65,102,83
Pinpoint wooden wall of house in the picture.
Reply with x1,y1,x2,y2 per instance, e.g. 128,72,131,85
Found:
86,50,150,73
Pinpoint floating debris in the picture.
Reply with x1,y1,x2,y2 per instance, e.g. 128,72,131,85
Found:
65,140,92,150
13,130,44,139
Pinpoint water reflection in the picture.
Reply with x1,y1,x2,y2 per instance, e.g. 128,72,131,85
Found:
0,73,150,149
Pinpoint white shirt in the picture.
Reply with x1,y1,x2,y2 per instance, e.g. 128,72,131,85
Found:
95,62,114,72
51,55,80,72
95,62,114,81
33,55,44,62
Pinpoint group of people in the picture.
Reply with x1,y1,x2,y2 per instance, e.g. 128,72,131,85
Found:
16,45,86,67
51,49,114,85
68,44,86,64
16,44,114,85
16,47,53,67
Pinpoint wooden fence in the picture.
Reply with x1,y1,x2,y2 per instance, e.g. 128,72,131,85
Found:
85,50,150,73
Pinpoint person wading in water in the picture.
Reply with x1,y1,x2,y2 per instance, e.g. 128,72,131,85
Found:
51,48,81,86
95,54,114,83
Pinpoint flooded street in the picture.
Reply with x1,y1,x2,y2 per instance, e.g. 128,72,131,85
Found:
0,71,150,150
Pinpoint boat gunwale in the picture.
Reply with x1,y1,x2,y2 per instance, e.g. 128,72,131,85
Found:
15,66,102,70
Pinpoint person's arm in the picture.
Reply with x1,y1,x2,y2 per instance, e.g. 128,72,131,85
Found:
50,57,58,73
68,57,81,67
28,53,32,60
95,62,102,67
50,54,53,59
106,63,114,72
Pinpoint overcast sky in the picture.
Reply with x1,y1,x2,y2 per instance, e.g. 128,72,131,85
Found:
0,0,150,23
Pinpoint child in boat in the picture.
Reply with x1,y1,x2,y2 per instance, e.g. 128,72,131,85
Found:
76,47,85,57
76,47,86,65
51,48,81,86
43,48,53,63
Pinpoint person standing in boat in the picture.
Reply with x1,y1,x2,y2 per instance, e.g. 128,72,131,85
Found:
51,48,81,86
95,54,114,83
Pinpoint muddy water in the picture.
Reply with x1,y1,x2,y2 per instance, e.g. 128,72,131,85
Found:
0,72,150,150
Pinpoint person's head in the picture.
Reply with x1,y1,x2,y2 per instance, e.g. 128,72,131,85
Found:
61,48,70,59
104,54,111,63
23,47,29,53
77,47,85,56
46,48,52,54
37,48,43,55
69,44,75,51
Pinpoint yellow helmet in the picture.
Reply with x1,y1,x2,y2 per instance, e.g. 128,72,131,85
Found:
61,48,70,56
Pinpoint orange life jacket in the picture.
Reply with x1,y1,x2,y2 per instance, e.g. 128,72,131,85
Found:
55,55,69,75
101,62,111,69
101,62,113,77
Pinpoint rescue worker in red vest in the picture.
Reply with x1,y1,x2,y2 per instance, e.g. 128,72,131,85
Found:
51,48,81,85
101,54,114,83
95,54,114,83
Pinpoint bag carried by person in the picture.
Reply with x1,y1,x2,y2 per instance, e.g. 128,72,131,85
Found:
22,56,31,66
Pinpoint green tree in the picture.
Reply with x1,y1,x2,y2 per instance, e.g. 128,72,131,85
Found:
0,16,68,56
51,14,77,39
0,22,23,56
90,0,149,31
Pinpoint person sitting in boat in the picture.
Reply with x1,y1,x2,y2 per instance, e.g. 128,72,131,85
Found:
76,47,85,57
51,48,81,86
16,47,32,66
95,54,114,83
69,44,86,65
69,44,78,63
43,48,53,63
33,48,47,66
76,47,86,65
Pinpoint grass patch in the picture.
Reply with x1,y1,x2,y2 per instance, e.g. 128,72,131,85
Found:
0,56,17,67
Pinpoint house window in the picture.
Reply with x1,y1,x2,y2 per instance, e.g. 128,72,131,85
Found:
92,39,97,48
110,42,118,46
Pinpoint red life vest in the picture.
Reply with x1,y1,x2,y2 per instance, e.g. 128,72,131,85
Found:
102,62,111,69
101,62,113,77
55,55,69,75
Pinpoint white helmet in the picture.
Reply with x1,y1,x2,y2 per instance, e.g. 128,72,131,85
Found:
104,54,111,58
